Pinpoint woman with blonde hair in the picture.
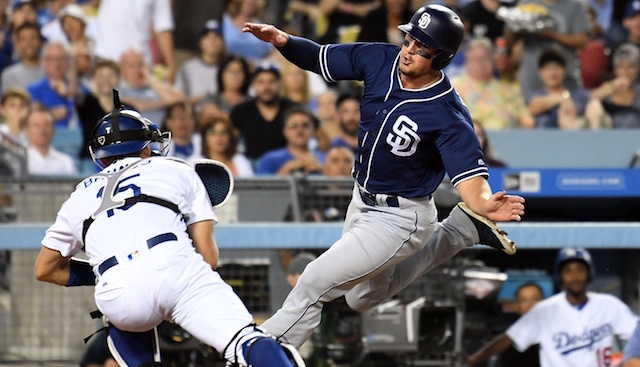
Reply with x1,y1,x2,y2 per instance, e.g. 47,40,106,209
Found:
200,116,254,177
281,61,311,107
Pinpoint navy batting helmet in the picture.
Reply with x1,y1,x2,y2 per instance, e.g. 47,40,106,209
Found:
398,4,464,70
89,90,170,168
554,247,595,283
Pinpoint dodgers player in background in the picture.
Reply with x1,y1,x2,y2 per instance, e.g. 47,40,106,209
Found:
244,4,526,348
468,248,638,367
33,97,304,367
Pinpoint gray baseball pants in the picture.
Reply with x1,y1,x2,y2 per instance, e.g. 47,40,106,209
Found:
261,185,479,347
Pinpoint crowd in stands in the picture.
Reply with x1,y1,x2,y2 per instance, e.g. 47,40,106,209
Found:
0,0,638,179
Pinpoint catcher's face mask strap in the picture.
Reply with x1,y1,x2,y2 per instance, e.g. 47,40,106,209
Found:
111,89,123,142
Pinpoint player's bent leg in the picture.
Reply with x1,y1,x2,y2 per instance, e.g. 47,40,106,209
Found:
346,205,479,311
106,326,161,367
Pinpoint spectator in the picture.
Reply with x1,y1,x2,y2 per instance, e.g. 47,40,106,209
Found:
331,93,359,154
1,22,44,93
162,102,203,165
468,248,638,367
285,0,322,40
58,4,93,86
460,0,505,41
256,105,325,175
314,90,339,140
587,0,612,39
281,60,311,107
0,88,29,142
473,120,507,167
586,43,640,129
498,282,544,367
24,108,77,175
316,0,382,44
27,41,78,128
622,1,640,49
41,3,95,49
526,49,590,129
507,0,590,95
222,0,275,62
281,60,331,151
493,36,519,85
71,60,119,159
323,146,354,177
357,0,412,46
0,0,38,74
230,61,297,160
198,54,251,122
175,19,226,106
200,116,254,178
117,49,185,126
452,37,534,129
95,0,176,83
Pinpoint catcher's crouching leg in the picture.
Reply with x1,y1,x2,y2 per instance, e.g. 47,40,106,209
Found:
107,325,171,367
224,324,305,367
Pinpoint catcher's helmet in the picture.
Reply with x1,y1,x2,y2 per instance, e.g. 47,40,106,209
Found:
398,4,464,70
554,247,595,283
89,90,170,168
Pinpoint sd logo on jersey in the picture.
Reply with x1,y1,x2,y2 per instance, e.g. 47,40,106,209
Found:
386,115,421,157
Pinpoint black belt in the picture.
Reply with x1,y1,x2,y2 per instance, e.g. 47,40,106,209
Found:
359,189,400,208
97,232,177,275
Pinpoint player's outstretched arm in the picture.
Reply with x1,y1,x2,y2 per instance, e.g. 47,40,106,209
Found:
242,22,290,47
244,22,323,75
467,333,513,366
188,219,219,270
626,359,640,367
456,176,525,222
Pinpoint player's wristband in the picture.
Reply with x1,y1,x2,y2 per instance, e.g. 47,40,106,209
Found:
66,258,96,287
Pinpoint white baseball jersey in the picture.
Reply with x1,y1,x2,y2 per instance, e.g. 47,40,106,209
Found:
41,156,266,363
42,156,216,269
507,292,639,367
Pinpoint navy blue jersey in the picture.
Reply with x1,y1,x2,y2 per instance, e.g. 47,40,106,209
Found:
317,43,488,198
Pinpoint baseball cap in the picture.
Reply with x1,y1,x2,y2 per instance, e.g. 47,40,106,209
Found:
200,19,222,38
626,0,640,18
12,0,35,11
253,61,280,80
58,4,86,24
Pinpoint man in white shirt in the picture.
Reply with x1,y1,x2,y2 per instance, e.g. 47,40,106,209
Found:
24,108,77,175
95,0,176,83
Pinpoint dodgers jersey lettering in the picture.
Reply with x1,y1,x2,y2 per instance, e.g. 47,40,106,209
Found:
318,42,487,197
507,292,639,367
42,157,216,270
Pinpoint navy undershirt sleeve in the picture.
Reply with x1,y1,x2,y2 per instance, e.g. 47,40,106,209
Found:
277,35,321,74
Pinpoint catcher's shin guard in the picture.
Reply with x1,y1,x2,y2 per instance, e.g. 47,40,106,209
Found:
106,325,162,367
241,336,306,367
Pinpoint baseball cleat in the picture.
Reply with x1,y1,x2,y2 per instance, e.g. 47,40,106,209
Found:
458,202,516,255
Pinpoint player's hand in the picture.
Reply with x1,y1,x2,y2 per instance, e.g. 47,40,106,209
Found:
483,191,525,222
242,22,289,47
